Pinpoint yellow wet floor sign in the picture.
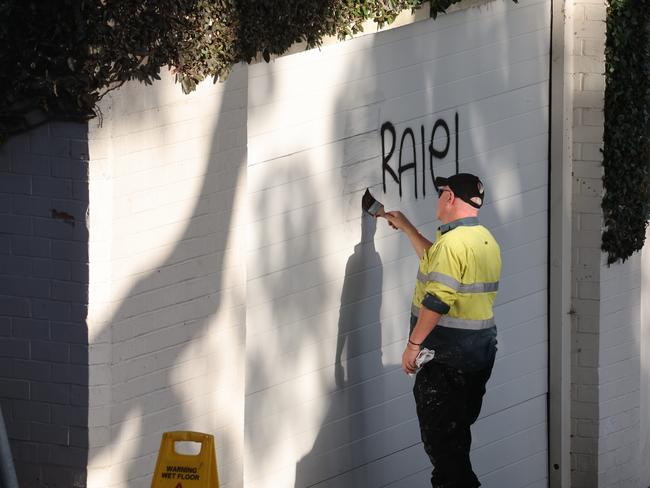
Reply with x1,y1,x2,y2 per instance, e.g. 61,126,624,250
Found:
151,431,219,488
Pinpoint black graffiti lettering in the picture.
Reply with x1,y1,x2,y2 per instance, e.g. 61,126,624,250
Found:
398,128,417,199
381,122,398,193
380,113,460,199
421,125,426,197
429,128,436,186
429,118,450,187
429,119,450,159
455,112,459,174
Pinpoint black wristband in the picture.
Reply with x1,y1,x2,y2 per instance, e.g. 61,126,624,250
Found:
408,339,421,347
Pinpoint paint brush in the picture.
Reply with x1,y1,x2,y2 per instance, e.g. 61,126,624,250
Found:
362,188,385,217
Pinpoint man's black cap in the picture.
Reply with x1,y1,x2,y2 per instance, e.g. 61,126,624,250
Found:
434,173,485,209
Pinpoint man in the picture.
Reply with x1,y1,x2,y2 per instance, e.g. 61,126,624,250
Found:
385,173,501,488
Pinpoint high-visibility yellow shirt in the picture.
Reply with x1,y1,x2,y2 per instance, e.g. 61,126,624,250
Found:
410,217,501,370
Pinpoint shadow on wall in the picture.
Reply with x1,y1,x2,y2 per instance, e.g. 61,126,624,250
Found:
89,71,247,488
243,16,417,485
0,122,89,488
294,214,384,488
334,216,383,390
641,226,650,487
90,2,541,486
288,2,542,485
244,161,331,485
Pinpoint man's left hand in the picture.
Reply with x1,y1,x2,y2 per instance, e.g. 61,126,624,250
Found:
402,345,420,375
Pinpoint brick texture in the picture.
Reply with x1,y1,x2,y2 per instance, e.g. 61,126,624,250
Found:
86,68,247,488
570,0,603,481
3,1,646,487
0,123,89,487
569,0,644,485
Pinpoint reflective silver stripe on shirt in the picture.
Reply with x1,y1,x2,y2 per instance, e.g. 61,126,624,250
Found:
457,281,499,293
438,316,495,330
417,270,460,290
411,303,420,317
417,270,499,293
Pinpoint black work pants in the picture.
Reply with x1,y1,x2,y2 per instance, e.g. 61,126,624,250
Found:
413,359,494,488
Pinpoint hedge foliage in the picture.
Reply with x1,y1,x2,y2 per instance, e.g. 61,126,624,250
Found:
602,0,650,263
4,1,649,261
0,1,197,139
0,0,471,143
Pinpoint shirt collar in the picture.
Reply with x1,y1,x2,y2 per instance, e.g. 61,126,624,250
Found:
438,216,479,235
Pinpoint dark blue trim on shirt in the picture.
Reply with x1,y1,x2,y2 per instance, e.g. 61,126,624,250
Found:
421,293,451,314
439,216,479,235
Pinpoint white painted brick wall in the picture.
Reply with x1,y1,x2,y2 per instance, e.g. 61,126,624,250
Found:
569,0,645,485
85,67,248,488
642,227,650,487
246,1,550,486
0,123,89,488
569,2,603,481
3,2,644,487
597,257,641,487
569,0,605,484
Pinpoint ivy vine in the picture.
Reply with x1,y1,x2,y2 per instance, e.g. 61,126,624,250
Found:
0,0,471,145
602,0,650,263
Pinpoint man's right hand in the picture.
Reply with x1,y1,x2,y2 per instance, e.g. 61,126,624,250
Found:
384,211,412,232
385,210,432,259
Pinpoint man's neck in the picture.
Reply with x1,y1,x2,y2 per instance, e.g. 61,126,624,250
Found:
441,209,478,225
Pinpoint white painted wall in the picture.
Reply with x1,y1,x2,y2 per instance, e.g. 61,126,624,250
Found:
568,0,646,485
641,227,650,487
0,122,90,488
569,1,606,485
597,257,641,487
86,67,248,488
4,1,650,487
245,0,550,486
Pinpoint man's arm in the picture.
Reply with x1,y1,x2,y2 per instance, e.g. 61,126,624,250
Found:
402,307,441,374
384,211,432,259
